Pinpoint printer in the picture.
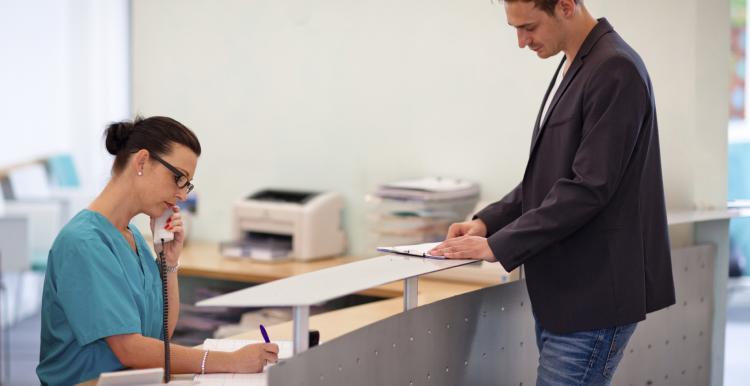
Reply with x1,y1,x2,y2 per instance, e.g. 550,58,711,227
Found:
229,189,346,261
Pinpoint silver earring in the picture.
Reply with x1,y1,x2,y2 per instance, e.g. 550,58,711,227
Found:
138,171,143,176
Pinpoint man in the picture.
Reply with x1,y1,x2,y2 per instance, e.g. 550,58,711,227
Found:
429,0,676,384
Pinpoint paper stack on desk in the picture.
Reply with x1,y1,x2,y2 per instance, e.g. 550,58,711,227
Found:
194,339,293,385
366,177,479,255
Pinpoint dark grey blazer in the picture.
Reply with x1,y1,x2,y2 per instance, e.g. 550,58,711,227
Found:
476,19,675,333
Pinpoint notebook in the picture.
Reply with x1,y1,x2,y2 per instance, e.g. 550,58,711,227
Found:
377,242,445,259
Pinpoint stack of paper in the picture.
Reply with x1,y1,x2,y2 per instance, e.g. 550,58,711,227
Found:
194,339,293,386
366,177,479,255
376,177,480,201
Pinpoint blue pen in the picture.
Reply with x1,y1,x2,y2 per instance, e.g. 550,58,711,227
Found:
260,324,271,343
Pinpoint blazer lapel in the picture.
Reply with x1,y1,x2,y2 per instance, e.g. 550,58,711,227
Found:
529,58,584,155
528,18,615,157
531,57,566,152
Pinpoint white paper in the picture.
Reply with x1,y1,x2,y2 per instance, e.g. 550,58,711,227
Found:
382,177,475,192
97,368,164,386
194,339,293,386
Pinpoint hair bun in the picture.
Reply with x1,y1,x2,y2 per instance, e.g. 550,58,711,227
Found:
104,121,134,155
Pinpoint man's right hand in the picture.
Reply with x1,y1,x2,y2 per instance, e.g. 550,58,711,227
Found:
446,218,488,239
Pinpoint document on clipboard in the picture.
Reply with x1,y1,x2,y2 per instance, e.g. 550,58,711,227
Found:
377,242,445,259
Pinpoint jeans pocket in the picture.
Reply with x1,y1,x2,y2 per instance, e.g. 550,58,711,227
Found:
602,323,637,379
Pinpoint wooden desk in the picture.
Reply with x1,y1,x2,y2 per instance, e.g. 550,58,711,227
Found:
179,242,360,281
179,241,503,298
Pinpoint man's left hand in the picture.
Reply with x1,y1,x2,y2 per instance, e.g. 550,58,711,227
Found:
429,236,497,262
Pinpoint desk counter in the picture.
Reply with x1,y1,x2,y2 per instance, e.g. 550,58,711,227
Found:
179,241,503,298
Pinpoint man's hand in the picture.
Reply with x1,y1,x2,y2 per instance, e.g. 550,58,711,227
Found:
429,235,496,262
445,219,488,239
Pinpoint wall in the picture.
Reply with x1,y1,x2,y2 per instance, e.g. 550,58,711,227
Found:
132,0,729,254
0,0,130,193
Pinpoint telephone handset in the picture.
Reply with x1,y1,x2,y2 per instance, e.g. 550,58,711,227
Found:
154,210,175,243
154,209,173,383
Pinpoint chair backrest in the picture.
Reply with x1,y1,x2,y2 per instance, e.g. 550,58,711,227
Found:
47,154,80,188
0,216,30,273
8,163,51,200
3,201,61,268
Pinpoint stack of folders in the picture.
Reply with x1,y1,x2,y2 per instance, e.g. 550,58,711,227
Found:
366,177,479,256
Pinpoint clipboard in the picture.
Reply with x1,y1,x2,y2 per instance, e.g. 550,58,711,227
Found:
376,242,445,259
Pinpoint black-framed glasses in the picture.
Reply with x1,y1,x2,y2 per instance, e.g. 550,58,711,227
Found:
150,153,194,194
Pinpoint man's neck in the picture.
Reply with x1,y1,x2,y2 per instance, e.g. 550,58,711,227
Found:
562,11,599,65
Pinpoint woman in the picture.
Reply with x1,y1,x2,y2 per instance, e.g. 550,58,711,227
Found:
36,116,278,385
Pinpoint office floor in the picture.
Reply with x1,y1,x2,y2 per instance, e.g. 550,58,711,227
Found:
2,311,40,386
3,281,750,386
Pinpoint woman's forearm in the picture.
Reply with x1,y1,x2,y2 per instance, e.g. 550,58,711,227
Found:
106,334,237,374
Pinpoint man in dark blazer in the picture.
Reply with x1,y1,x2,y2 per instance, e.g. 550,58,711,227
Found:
430,0,675,384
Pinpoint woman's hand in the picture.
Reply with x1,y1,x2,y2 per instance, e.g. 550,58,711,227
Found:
230,343,280,373
150,206,184,266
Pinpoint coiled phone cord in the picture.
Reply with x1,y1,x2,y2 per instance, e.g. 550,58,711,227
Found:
159,239,171,383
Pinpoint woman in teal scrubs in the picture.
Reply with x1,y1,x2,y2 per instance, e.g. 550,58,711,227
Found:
37,116,279,385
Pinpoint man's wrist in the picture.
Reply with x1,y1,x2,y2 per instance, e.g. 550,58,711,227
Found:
482,237,498,263
473,218,488,237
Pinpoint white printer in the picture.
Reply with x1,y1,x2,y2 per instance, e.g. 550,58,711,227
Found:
229,189,346,261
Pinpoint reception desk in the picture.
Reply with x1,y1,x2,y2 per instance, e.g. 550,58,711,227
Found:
80,209,736,385
194,209,736,386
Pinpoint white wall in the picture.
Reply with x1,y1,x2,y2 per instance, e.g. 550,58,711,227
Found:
0,0,130,194
132,0,728,254
593,0,729,210
0,1,72,166
65,0,132,192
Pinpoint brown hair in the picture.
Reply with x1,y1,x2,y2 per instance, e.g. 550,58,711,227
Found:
504,0,581,15
104,116,202,174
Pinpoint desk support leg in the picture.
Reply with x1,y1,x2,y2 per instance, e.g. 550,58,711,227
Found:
292,305,310,354
404,277,418,311
695,219,729,386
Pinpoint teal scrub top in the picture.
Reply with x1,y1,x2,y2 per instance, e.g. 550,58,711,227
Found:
36,210,164,386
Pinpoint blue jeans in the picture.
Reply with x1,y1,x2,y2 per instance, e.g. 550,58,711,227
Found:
534,318,637,386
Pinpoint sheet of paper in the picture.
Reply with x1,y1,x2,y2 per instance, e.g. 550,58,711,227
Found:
382,177,476,192
377,242,445,259
194,339,293,386
98,368,164,386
